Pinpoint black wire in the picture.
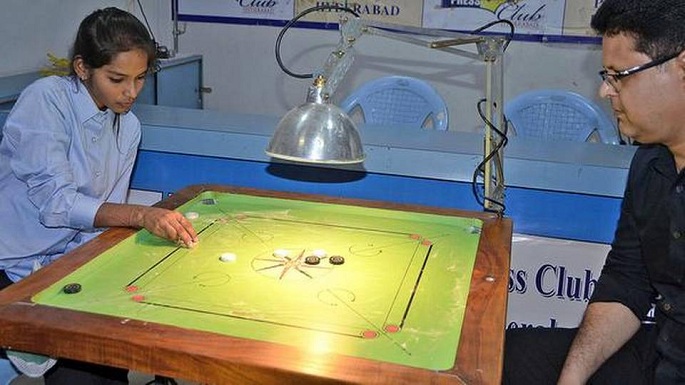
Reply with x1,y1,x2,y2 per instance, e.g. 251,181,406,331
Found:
470,19,512,213
472,98,508,214
471,19,515,52
275,5,360,79
136,0,168,61
468,21,513,213
275,6,513,78
136,0,157,42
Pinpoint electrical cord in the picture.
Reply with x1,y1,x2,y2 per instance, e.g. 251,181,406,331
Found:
137,0,171,59
472,98,509,214
469,20,513,214
275,9,514,78
275,5,359,79
136,0,156,41
471,19,515,52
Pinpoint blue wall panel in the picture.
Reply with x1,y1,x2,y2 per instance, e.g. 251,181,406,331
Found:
131,150,622,244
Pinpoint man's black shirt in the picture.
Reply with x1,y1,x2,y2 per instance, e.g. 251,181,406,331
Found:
592,143,685,374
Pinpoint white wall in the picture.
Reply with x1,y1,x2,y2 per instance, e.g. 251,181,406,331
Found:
0,1,609,133
0,0,171,77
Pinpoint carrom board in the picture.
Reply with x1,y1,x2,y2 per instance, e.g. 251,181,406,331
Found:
33,190,482,370
0,185,512,385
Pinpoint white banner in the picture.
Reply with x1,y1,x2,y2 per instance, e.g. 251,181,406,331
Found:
507,234,609,329
178,0,295,21
177,0,604,41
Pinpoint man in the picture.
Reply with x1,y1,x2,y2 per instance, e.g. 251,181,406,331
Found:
504,1,685,384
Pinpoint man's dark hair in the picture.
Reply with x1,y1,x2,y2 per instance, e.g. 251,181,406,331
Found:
592,0,685,60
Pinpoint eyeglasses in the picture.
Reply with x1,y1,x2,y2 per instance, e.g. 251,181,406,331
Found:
599,51,680,91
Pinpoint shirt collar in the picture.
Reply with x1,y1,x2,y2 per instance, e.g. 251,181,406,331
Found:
72,78,113,126
651,144,678,179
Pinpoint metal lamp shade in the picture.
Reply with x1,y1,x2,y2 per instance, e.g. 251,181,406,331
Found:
266,102,365,164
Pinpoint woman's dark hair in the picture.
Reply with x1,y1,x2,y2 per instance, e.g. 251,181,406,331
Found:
591,0,685,60
69,7,158,76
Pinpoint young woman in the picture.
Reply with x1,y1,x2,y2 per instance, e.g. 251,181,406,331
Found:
0,7,197,384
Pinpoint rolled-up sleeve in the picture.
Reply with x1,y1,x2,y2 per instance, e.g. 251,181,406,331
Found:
69,193,103,229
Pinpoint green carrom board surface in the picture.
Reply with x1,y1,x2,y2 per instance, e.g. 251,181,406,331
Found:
33,191,482,370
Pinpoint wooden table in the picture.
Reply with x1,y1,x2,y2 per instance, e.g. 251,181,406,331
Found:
0,185,512,385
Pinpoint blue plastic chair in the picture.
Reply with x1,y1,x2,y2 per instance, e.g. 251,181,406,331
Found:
339,76,449,131
505,89,619,144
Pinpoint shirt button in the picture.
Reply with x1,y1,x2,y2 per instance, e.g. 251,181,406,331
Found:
95,171,102,177
92,137,98,142
674,231,682,239
663,303,672,312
